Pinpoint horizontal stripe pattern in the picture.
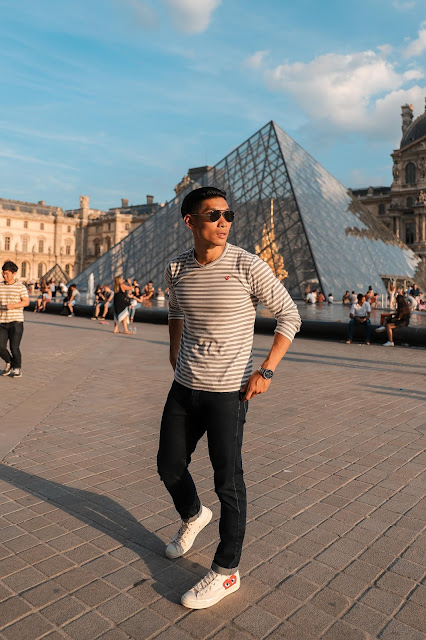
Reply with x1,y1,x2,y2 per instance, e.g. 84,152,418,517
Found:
0,281,29,323
165,243,301,392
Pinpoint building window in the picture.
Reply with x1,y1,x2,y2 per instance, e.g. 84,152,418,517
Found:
378,204,385,215
125,223,130,230
108,222,111,231
4,236,10,251
106,236,111,250
21,262,29,278
405,222,415,244
65,264,72,277
6,219,10,227
39,240,44,253
405,162,416,184
406,197,414,208
38,263,46,278
22,237,28,252
24,221,28,229
67,225,71,232
40,222,44,230
94,239,101,256
65,244,71,255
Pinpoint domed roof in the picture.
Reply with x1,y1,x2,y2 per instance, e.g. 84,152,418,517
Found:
401,111,426,148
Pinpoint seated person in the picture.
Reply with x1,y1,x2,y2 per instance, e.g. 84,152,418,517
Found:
376,294,411,347
346,293,371,345
306,289,317,303
327,293,334,304
63,284,79,317
342,290,350,304
92,284,105,320
99,284,113,319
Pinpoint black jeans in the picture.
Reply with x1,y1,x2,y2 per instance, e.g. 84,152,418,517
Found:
157,381,248,574
0,322,24,368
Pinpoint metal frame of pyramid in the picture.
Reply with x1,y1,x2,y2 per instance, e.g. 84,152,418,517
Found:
72,121,425,298
41,263,69,284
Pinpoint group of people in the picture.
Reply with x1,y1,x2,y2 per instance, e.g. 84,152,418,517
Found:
346,291,411,346
92,278,167,334
342,287,379,308
33,278,69,312
305,286,333,304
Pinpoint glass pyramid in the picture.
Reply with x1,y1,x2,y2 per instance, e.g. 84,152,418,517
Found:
72,122,425,299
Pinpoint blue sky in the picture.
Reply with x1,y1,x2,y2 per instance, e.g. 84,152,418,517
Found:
1,0,426,210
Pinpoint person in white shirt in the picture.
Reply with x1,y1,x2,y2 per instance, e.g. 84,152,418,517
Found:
0,261,30,377
327,293,334,304
346,293,371,344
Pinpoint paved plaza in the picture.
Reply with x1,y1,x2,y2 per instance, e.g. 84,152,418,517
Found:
0,313,424,640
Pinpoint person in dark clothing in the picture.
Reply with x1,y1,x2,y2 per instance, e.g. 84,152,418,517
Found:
376,294,411,346
113,276,132,334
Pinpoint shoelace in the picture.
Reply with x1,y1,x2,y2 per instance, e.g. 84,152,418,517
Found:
194,570,218,594
174,521,191,543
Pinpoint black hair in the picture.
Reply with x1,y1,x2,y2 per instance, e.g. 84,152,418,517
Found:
357,293,364,300
181,186,226,218
2,261,18,273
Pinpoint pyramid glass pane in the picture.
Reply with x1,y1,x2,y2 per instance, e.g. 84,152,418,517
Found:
73,122,426,300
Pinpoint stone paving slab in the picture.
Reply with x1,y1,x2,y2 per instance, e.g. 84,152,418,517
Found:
0,313,424,639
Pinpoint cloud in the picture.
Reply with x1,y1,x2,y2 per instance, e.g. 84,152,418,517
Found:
116,0,158,29
244,50,269,70
392,0,416,9
404,25,426,58
262,49,425,140
161,0,221,34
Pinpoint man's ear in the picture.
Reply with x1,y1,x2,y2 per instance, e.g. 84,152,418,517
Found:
184,214,194,230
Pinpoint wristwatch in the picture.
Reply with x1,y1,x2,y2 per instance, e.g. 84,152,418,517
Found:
258,366,274,380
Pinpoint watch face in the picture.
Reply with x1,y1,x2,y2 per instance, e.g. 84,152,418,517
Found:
260,367,274,379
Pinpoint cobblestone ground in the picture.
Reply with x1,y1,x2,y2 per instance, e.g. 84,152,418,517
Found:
0,313,424,640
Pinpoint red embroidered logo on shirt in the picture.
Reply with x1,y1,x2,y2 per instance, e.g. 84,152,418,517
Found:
224,276,230,280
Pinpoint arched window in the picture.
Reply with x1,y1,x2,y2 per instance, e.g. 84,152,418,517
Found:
4,236,11,251
21,262,29,278
65,264,72,277
406,197,414,208
38,262,46,278
405,162,416,184
378,204,385,215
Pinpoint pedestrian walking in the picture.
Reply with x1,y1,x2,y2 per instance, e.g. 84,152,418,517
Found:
113,276,132,334
0,261,30,378
157,187,301,609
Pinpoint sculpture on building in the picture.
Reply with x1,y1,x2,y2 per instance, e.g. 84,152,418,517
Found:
80,195,90,209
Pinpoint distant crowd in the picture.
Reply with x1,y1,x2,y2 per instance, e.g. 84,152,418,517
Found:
304,281,425,312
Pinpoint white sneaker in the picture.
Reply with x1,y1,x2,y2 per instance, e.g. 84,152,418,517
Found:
165,505,212,559
375,326,386,333
181,569,240,609
12,368,22,378
383,341,394,347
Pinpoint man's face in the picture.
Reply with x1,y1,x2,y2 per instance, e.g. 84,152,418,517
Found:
359,296,365,305
2,269,15,284
185,197,232,248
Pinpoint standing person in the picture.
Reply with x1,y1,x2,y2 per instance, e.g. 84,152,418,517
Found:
0,261,30,378
157,187,301,610
49,279,56,300
113,276,132,334
129,279,143,325
388,280,396,309
346,293,371,344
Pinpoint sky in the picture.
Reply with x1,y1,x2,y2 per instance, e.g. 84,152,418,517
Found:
1,0,426,211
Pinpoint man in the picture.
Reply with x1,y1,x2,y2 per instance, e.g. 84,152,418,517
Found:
101,284,113,319
157,187,301,609
342,290,350,304
306,289,316,303
0,261,30,378
346,293,371,344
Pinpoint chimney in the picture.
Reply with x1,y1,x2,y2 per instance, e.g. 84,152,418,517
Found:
401,104,414,134
121,198,129,208
38,200,45,206
146,195,154,205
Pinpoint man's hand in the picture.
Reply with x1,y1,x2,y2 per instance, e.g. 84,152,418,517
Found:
240,371,271,401
6,303,14,310
169,352,177,371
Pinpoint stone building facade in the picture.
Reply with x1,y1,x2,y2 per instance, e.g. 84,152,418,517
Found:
353,101,426,259
0,195,157,282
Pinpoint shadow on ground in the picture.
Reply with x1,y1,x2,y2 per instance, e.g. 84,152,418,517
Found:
0,464,203,601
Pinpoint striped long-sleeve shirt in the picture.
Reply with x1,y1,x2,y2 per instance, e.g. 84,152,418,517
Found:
165,243,301,392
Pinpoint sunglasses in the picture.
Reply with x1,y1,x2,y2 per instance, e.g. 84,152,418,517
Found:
191,209,234,223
